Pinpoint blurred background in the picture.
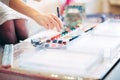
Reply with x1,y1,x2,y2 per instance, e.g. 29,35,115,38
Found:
25,0,120,36
26,0,120,15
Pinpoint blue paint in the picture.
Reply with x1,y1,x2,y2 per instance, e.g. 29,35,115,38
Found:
45,44,49,48
52,40,57,43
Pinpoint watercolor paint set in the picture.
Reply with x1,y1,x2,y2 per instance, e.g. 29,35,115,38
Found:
31,25,83,49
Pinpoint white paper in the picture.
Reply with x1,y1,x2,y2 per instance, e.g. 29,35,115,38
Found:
18,49,102,76
93,19,120,37
67,34,120,58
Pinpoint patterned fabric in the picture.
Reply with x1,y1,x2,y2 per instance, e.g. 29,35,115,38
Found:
0,0,28,25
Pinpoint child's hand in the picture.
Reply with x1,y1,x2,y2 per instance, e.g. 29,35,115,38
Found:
34,13,62,32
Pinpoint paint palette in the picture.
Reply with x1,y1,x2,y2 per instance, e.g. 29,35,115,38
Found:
31,25,82,49
30,23,96,49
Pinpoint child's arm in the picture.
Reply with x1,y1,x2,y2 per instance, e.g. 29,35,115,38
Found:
9,0,62,31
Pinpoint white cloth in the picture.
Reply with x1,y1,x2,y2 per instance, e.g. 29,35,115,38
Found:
0,0,28,25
